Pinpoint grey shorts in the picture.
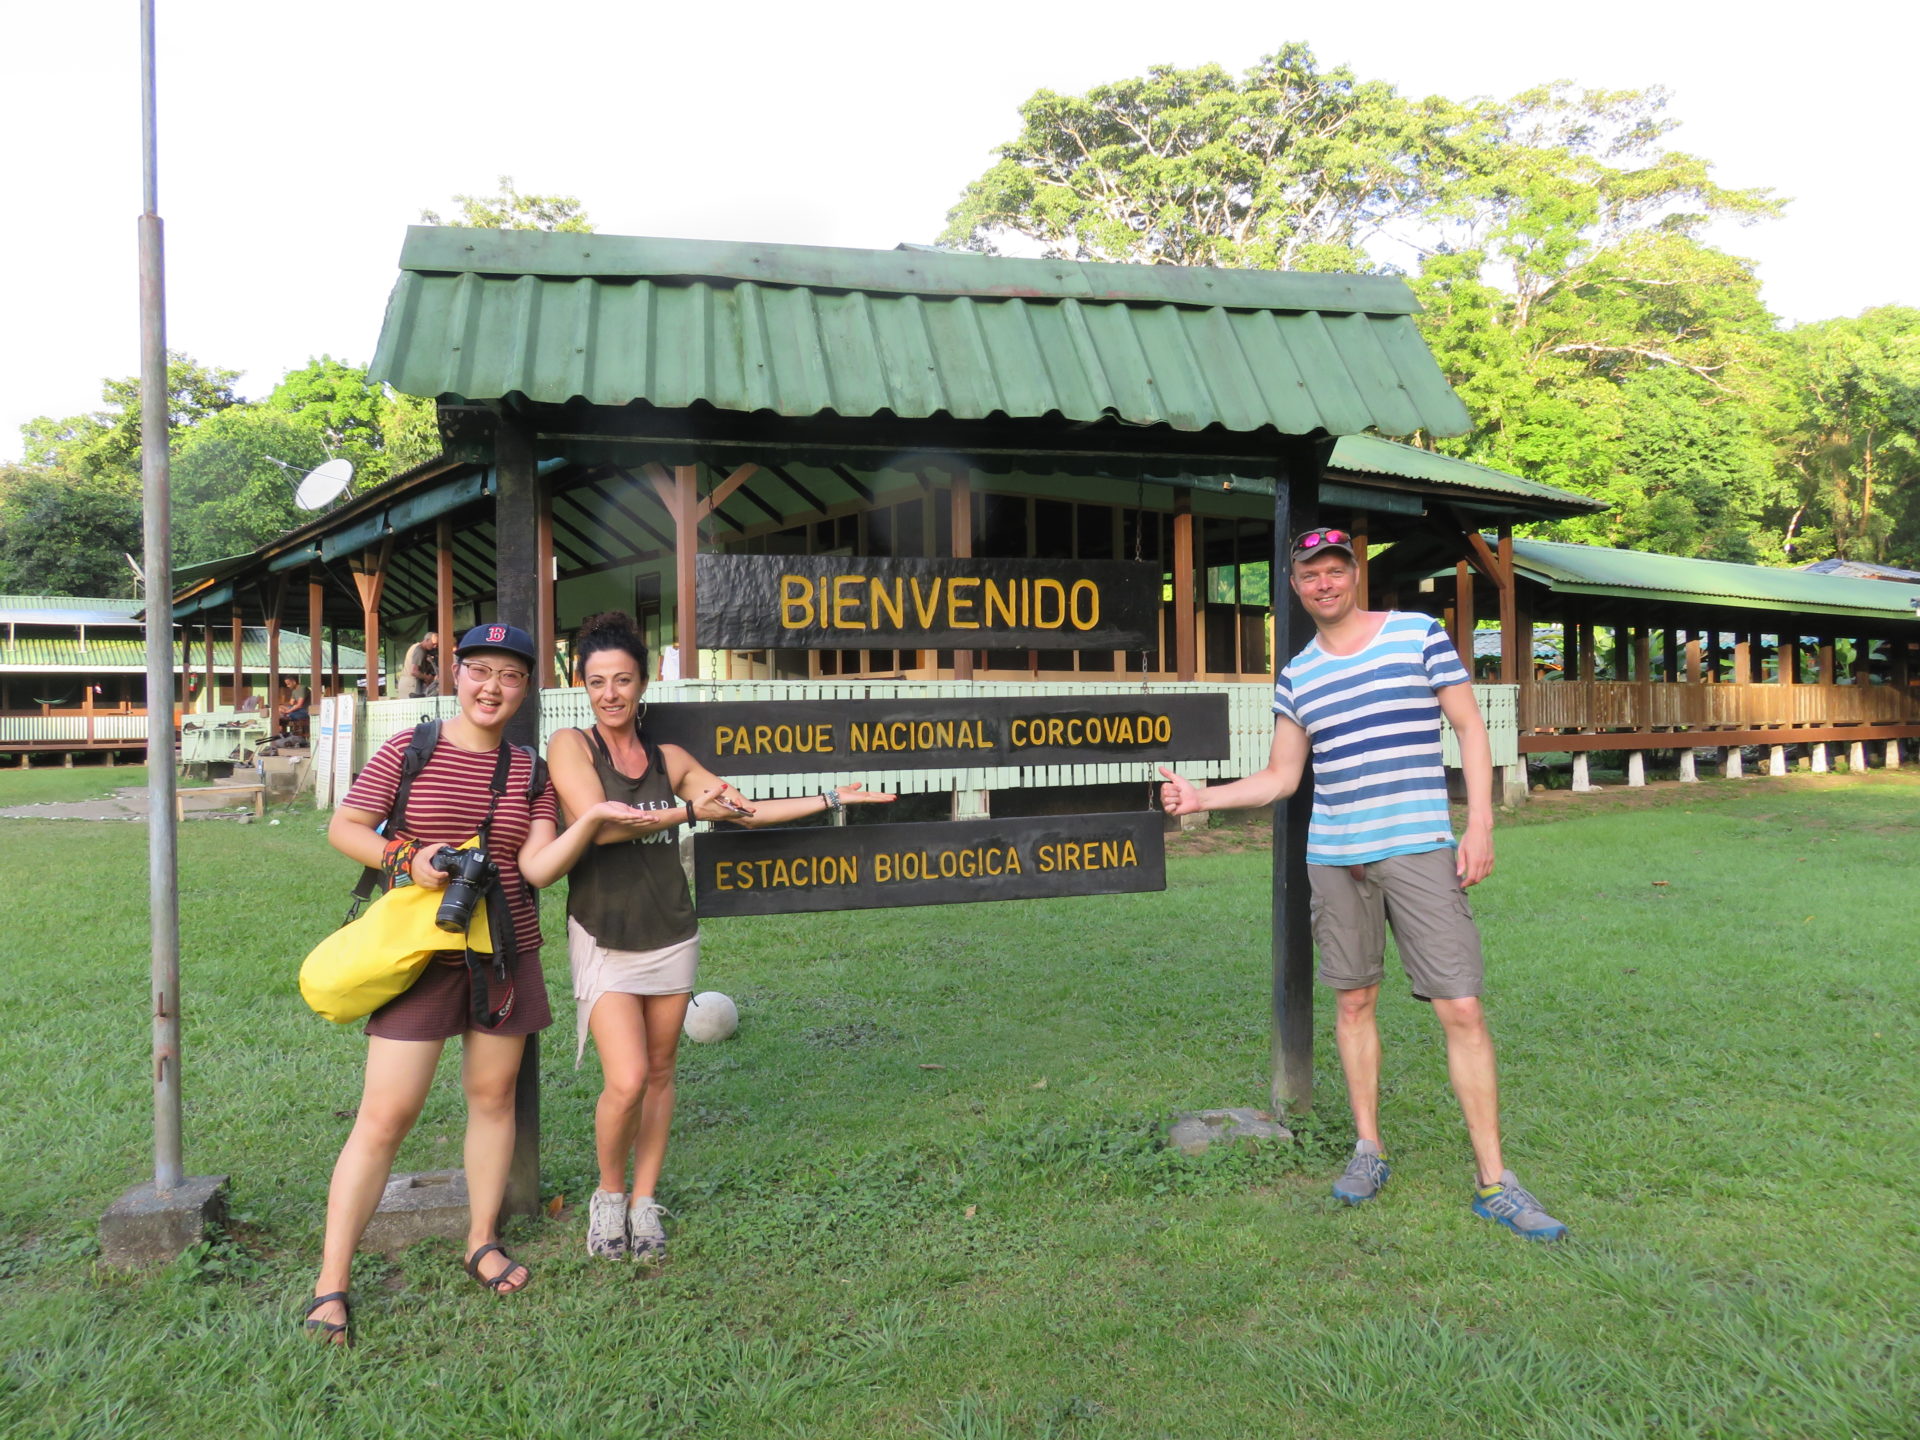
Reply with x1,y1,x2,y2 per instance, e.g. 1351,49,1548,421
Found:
1307,847,1484,1000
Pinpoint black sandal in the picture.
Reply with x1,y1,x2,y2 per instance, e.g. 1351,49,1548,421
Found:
464,1243,530,1295
303,1291,353,1346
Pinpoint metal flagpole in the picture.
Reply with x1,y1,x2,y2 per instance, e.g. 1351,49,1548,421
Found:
102,0,227,1263
138,0,183,1196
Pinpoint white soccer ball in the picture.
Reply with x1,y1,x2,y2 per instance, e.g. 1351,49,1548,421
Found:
682,991,739,1043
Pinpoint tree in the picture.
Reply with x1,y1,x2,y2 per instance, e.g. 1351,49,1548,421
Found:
420,175,593,233
170,406,328,565
942,45,1476,270
1775,308,1920,565
19,353,239,483
0,467,143,596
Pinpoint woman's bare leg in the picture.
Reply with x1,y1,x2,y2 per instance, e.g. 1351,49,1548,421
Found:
587,993,650,1192
460,1029,529,1290
311,1037,444,1328
630,992,690,1201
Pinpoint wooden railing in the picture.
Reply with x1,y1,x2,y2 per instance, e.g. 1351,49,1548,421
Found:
0,708,166,745
1527,681,1920,733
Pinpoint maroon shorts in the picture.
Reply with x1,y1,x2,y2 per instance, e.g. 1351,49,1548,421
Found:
364,948,552,1041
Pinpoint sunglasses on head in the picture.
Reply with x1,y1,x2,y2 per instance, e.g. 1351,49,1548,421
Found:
1293,528,1349,551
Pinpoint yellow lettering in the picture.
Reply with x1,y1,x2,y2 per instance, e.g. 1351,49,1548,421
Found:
780,576,813,630
1069,578,1099,630
1046,719,1065,746
1039,843,1055,873
1007,846,1022,875
832,574,866,630
910,577,941,628
714,861,734,890
753,725,773,753
1122,840,1137,866
947,576,980,629
1154,716,1171,743
984,578,1017,629
872,577,906,631
1101,840,1119,867
1034,578,1067,629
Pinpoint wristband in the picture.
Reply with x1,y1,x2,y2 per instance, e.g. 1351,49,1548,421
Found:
820,790,843,813
382,834,423,887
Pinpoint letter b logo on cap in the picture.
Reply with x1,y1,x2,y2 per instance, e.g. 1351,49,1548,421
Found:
487,626,506,643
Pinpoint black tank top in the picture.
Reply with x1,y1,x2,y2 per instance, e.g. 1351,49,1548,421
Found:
563,727,698,951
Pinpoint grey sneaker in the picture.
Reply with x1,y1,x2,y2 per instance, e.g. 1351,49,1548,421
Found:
628,1199,671,1260
1332,1139,1389,1205
1472,1170,1568,1241
586,1189,628,1259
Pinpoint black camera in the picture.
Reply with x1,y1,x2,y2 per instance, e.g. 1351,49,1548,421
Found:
429,846,498,933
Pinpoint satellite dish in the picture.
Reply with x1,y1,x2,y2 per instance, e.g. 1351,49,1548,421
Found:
294,458,354,510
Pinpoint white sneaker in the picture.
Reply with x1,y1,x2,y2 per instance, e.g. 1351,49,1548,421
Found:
587,1189,628,1259
628,1198,671,1260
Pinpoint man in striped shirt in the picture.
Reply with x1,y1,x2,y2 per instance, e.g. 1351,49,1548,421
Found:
1161,527,1566,1241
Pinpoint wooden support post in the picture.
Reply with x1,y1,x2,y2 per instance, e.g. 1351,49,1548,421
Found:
350,538,391,702
308,574,324,709
1706,630,1723,684
1780,637,1799,687
1496,526,1517,685
1852,638,1871,685
1271,434,1330,1115
1350,512,1369,609
1663,628,1679,683
1734,635,1752,684
491,408,542,1218
1453,561,1475,673
1173,493,1196,682
1818,638,1835,688
1685,631,1702,684
436,517,456,680
265,578,285,733
1514,588,1535,732
675,465,700,681
536,486,556,687
1578,621,1596,684
229,605,244,705
951,473,974,681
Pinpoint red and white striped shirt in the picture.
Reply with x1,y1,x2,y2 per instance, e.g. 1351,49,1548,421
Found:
344,734,557,957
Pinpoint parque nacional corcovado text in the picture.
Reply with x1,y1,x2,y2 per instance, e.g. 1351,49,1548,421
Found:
711,712,1175,759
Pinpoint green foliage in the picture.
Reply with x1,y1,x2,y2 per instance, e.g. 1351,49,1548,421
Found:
421,174,594,233
0,466,142,595
1775,307,1920,564
169,404,328,565
943,44,1476,270
19,353,238,483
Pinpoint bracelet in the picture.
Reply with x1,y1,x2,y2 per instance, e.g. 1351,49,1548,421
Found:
820,790,843,812
382,834,422,886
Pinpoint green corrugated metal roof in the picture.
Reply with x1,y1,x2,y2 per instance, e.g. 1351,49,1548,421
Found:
0,595,144,623
1331,435,1605,512
0,628,364,673
1511,539,1920,621
371,228,1471,440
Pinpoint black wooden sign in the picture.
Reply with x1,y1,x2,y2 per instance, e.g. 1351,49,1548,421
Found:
696,554,1160,651
694,812,1165,917
643,694,1228,776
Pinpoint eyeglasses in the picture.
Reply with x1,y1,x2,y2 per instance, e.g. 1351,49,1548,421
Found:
1293,528,1350,551
461,661,530,689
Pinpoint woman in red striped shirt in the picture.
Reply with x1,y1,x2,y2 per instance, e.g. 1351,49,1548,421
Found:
303,625,644,1345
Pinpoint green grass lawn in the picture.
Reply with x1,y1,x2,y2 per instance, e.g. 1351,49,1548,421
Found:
3,773,1917,1438
0,761,149,808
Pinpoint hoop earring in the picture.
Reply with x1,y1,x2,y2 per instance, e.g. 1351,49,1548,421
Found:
636,700,649,726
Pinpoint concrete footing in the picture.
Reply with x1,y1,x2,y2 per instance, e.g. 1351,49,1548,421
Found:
1888,740,1903,770
1769,745,1788,776
359,1169,472,1255
1165,1107,1292,1156
1811,743,1830,774
1571,753,1594,793
1725,747,1744,779
1498,762,1528,807
1849,741,1868,772
1626,752,1646,787
1678,750,1698,783
100,1174,229,1267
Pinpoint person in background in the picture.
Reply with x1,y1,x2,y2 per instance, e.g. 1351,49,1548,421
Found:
549,611,894,1262
403,630,440,699
276,676,310,735
1159,527,1567,1242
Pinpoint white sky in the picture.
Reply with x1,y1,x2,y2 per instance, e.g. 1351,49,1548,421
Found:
1,0,1912,464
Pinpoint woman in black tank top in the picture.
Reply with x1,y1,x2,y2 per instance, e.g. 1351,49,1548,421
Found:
547,613,895,1261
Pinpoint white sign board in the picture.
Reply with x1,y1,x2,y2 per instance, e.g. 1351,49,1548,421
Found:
311,696,337,809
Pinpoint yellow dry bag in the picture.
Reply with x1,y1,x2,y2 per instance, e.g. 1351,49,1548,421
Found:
299,845,494,1024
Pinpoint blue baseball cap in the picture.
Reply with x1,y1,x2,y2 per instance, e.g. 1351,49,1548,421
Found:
454,623,538,667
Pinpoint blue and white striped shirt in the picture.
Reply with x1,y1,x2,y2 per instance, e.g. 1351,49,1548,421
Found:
1272,612,1470,866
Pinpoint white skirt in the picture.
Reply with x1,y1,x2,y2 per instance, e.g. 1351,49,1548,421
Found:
566,915,700,1065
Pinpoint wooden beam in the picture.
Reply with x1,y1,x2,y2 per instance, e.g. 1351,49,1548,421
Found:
1173,493,1197,681
951,473,974,680
536,485,556,687
1350,511,1369,609
1497,526,1518,684
436,517,456,671
350,537,392,701
230,606,244,703
675,464,700,679
309,573,324,706
266,575,286,730
1453,560,1475,671
696,463,759,523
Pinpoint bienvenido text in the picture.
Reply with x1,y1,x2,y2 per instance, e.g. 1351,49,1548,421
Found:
779,574,1102,634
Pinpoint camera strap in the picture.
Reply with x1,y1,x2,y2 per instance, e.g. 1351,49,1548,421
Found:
466,741,519,1030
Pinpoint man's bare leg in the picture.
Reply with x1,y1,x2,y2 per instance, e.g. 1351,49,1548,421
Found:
1333,984,1383,1145
1430,996,1503,1186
